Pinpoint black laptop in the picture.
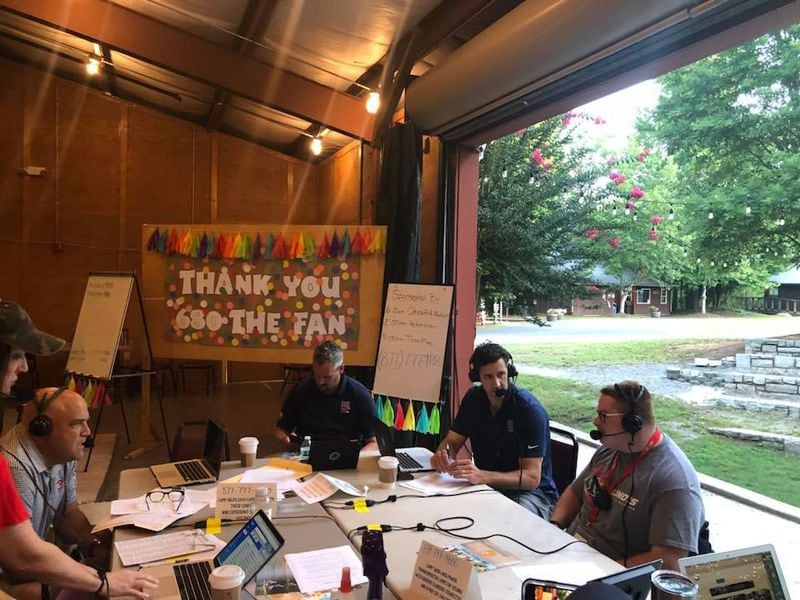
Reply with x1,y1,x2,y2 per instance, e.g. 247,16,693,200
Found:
371,417,434,473
306,439,361,470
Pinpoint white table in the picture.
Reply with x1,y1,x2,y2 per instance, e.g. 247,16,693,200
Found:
323,454,623,600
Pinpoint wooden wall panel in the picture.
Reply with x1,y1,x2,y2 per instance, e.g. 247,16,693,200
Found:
361,144,380,225
57,86,123,249
0,61,25,242
216,137,289,223
287,162,318,224
317,142,361,224
126,108,196,245
22,69,57,245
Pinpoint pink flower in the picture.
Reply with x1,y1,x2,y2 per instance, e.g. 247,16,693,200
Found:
585,229,600,240
516,128,527,139
562,116,572,126
629,187,645,199
643,147,653,155
636,154,646,162
625,200,637,211
650,215,664,226
609,237,621,249
609,171,626,185
531,149,544,164
606,156,618,165
649,228,659,241
594,116,606,125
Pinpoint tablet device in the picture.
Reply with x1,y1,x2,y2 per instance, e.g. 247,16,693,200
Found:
521,578,577,600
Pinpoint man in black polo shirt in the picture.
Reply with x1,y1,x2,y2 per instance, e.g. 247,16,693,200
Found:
431,342,558,517
274,341,377,450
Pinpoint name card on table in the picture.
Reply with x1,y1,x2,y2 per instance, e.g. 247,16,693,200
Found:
409,540,481,600
215,483,277,521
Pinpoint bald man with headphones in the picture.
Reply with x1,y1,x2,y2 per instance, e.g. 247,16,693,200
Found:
549,380,705,571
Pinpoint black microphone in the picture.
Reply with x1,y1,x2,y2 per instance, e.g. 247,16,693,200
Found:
82,436,95,449
589,430,627,440
494,387,506,398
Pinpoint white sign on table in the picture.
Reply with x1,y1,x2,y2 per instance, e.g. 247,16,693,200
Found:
215,482,277,521
372,284,454,403
409,540,481,600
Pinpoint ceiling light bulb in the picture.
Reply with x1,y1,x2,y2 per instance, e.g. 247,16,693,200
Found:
310,136,323,156
365,91,381,114
86,54,101,76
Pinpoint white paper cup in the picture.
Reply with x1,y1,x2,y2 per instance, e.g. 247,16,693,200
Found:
238,436,259,467
378,456,399,487
208,564,244,600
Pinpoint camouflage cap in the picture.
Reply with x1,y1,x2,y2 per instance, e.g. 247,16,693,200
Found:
0,301,65,355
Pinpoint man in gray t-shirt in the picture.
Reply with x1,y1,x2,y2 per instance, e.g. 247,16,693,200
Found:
549,380,704,571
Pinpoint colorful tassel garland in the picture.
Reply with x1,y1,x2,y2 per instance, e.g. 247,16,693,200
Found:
402,401,416,431
381,396,395,426
416,404,429,433
393,400,405,430
428,404,440,435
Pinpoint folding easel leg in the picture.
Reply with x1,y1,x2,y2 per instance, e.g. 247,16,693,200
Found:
155,377,172,460
84,399,106,473
116,379,132,444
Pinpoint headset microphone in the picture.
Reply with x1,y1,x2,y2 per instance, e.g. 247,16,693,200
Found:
589,430,627,440
494,388,507,398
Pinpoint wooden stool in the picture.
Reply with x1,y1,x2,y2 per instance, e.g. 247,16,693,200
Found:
179,362,217,396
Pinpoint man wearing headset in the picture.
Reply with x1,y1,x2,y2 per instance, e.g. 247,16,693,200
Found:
549,380,704,571
0,387,110,596
431,342,558,517
0,300,158,599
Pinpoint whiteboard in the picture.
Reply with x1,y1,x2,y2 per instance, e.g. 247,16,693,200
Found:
372,284,454,403
66,275,134,380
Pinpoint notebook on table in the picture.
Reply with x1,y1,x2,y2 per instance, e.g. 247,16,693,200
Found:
306,439,361,471
371,417,434,473
141,510,284,600
678,544,789,600
150,419,227,488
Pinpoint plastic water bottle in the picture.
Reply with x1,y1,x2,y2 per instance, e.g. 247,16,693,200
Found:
251,487,272,519
300,436,312,461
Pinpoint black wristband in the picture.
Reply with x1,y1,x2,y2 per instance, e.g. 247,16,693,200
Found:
94,568,107,597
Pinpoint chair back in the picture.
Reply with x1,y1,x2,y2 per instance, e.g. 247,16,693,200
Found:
549,424,579,495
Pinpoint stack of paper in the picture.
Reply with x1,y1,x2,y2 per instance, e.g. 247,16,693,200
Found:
284,546,368,594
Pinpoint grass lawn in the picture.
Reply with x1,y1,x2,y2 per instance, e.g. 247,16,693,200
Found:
519,373,800,506
505,338,741,367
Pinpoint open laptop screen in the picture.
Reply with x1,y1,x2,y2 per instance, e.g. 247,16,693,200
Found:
201,419,227,477
215,511,284,584
680,545,787,600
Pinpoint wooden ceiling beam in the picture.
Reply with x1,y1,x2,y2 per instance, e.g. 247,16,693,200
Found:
206,0,279,131
0,0,374,141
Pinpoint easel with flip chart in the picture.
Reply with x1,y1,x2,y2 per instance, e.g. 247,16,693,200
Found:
372,283,454,404
67,272,170,468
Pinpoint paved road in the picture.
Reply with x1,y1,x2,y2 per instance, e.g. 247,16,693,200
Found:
476,315,800,344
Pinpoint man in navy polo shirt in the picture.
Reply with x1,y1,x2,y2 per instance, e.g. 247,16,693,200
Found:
431,342,558,517
275,341,378,450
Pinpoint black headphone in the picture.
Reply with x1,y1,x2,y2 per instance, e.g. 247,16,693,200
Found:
29,386,68,437
614,382,646,436
468,343,518,382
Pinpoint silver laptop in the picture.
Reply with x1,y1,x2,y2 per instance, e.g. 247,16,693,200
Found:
150,419,227,488
372,417,433,473
142,510,284,600
679,544,789,600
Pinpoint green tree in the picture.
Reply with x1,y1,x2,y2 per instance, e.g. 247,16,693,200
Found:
477,116,606,310
640,24,800,298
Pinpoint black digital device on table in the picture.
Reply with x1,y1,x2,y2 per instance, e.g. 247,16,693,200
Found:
521,579,576,599
589,559,662,599
306,438,361,470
